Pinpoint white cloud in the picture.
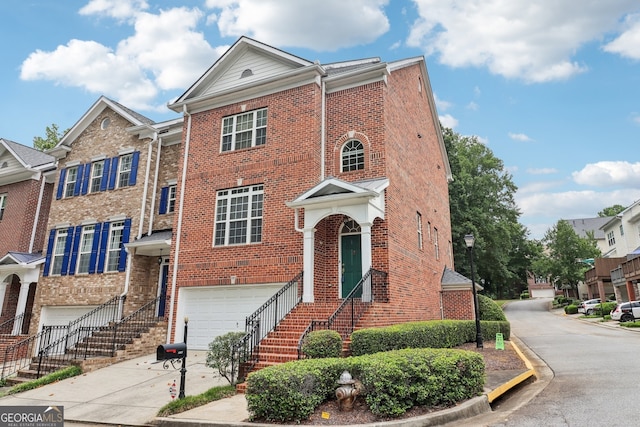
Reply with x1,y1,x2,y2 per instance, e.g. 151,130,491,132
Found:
20,5,220,111
475,135,489,145
508,132,533,142
603,13,640,60
439,114,458,129
433,93,452,111
527,168,558,175
407,0,639,82
466,101,478,111
205,0,390,51
572,161,640,187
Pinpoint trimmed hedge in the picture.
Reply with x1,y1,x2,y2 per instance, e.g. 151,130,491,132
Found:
301,330,342,359
564,304,579,314
349,320,510,356
478,294,507,321
246,348,484,422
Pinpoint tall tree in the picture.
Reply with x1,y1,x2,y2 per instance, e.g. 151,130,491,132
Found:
33,123,65,151
534,220,601,298
598,204,625,217
444,127,528,298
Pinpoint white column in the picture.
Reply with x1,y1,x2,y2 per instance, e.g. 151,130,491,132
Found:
12,281,31,335
361,223,372,302
302,227,315,303
0,282,8,316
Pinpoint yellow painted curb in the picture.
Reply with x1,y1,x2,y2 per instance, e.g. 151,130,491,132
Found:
487,340,536,404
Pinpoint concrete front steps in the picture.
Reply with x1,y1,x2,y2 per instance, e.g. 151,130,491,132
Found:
6,320,167,385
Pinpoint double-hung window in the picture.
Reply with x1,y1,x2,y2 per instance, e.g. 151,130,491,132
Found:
90,161,104,193
168,185,177,213
0,194,6,220
117,154,133,188
214,184,264,246
76,225,95,274
341,140,364,172
65,167,78,198
417,212,423,250
221,108,267,152
106,221,124,272
51,229,68,275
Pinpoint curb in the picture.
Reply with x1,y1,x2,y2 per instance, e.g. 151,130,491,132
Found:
486,339,536,404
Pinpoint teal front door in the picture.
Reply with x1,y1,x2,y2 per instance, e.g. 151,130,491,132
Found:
341,234,362,298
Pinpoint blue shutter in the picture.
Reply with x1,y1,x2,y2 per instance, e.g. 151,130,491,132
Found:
159,187,169,214
68,225,82,275
118,218,132,272
100,158,111,191
56,168,67,200
42,229,56,277
89,223,102,274
60,226,74,276
97,222,110,274
128,151,140,186
81,163,91,195
73,164,84,196
108,156,119,190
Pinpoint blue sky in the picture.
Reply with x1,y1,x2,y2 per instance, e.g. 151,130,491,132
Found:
1,0,640,240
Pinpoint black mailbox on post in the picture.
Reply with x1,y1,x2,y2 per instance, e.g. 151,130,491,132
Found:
157,343,187,361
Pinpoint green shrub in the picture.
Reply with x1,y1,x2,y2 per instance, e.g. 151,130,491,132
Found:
349,320,510,356
564,304,579,314
621,321,640,328
478,294,507,321
301,330,342,359
245,348,484,422
206,331,246,384
595,302,616,316
520,291,530,300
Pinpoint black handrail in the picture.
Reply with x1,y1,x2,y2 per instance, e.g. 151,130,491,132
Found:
230,271,303,384
297,268,388,359
0,312,31,335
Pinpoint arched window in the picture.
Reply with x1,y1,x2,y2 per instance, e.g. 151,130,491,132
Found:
341,140,364,172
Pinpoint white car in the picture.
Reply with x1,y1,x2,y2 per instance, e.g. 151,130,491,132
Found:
577,298,601,315
610,301,640,322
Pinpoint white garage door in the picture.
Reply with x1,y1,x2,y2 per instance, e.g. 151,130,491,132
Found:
177,284,283,350
39,306,98,328
530,288,556,298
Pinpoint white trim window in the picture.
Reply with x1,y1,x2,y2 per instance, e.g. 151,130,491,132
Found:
117,154,133,188
65,166,78,198
214,184,264,246
90,160,104,193
77,225,95,274
0,194,6,220
434,227,439,260
168,185,177,213
607,230,616,246
106,221,124,272
221,108,267,152
341,140,364,172
51,229,68,275
417,212,423,250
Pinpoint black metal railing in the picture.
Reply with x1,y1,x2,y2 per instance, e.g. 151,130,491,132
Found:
1,295,125,380
297,268,388,359
0,312,31,335
230,271,303,384
104,295,163,357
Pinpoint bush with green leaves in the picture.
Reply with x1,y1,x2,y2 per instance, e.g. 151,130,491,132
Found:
349,319,510,356
205,331,246,384
594,302,617,316
478,294,507,321
245,348,484,422
520,291,530,299
564,304,579,314
301,330,342,359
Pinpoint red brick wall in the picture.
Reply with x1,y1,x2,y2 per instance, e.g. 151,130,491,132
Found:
441,290,474,319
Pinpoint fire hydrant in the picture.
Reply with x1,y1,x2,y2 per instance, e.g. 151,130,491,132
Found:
336,370,360,411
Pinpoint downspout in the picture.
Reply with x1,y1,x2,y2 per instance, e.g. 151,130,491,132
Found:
148,136,162,236
28,172,47,253
320,80,326,181
138,133,156,239
119,247,133,316
167,105,191,343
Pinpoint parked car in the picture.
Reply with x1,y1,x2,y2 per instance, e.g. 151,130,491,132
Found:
578,298,601,315
610,301,640,322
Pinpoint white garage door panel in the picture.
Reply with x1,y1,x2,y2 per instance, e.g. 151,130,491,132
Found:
40,306,98,327
179,284,283,350
531,289,555,298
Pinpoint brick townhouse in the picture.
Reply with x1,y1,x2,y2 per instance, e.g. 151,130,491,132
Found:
32,96,183,337
162,36,471,359
0,139,56,336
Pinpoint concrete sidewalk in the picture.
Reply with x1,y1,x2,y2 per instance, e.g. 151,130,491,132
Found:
0,338,542,427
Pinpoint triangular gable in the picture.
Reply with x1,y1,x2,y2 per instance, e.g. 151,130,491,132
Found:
0,252,44,266
289,177,388,207
49,96,155,157
0,139,56,186
170,37,318,112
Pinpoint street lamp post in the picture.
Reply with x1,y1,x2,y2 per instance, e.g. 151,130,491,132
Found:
464,234,483,349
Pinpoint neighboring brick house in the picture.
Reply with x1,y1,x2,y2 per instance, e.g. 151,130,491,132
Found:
32,97,182,336
162,37,460,352
0,139,56,335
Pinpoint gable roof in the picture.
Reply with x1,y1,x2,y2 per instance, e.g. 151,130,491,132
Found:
1,139,56,168
565,217,612,239
0,139,57,186
49,96,155,158
0,251,44,266
287,177,389,208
